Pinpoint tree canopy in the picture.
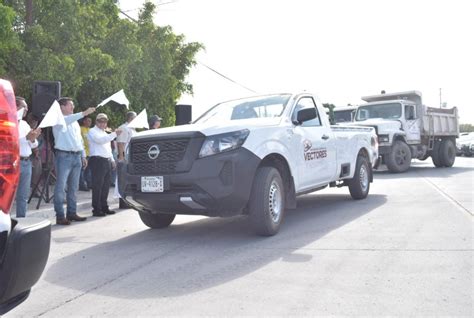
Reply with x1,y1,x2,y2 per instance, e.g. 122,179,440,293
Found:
0,0,203,128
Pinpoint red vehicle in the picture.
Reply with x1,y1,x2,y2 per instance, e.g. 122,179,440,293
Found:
0,79,51,314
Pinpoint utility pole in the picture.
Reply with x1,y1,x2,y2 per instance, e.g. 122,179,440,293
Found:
439,88,442,108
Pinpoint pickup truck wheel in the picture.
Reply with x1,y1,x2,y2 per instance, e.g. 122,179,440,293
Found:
348,155,370,200
248,167,285,236
385,141,411,173
138,212,175,229
439,139,456,167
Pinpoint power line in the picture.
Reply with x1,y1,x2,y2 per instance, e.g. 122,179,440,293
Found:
198,61,258,94
120,0,177,13
118,9,138,23
118,3,256,94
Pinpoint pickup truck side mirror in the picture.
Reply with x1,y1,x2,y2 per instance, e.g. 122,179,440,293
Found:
295,108,317,125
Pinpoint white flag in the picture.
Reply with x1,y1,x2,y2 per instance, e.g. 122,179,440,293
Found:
127,109,149,129
39,101,67,131
97,89,129,109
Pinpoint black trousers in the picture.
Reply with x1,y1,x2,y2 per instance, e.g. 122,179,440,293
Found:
89,156,112,213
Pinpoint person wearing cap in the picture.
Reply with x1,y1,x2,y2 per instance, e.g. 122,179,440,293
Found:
53,97,96,225
148,114,162,129
87,113,122,217
15,96,41,218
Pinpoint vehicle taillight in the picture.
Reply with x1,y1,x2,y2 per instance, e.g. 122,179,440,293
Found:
0,79,20,214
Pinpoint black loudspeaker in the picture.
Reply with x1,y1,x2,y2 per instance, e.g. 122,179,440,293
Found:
175,104,192,125
32,81,61,118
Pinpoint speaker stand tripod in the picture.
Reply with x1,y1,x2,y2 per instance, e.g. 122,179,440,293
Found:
28,128,56,209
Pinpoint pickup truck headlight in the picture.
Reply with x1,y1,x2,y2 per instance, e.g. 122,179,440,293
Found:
199,129,250,158
378,134,390,143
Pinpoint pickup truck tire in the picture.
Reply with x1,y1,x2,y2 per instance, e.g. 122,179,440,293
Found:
138,212,175,229
385,141,412,173
439,139,456,167
248,167,285,236
348,155,370,200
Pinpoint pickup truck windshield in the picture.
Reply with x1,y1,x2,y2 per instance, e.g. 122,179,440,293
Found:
194,94,291,124
355,103,402,121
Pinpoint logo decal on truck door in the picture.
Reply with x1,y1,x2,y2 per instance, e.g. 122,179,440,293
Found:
303,139,327,161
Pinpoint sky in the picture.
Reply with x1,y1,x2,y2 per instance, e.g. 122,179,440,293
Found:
119,0,473,124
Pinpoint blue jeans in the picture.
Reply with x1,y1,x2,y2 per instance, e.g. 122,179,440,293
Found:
54,151,82,219
16,159,32,218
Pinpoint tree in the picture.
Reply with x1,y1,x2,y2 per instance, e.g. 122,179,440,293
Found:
323,103,336,125
0,2,22,75
460,124,474,133
1,0,202,128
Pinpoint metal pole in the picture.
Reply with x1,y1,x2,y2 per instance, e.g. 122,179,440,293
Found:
439,88,442,108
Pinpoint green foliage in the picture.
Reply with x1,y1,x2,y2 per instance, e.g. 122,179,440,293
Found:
1,0,202,128
0,3,22,74
460,124,474,133
323,103,336,125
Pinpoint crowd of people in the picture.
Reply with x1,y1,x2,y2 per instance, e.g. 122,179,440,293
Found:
15,96,162,225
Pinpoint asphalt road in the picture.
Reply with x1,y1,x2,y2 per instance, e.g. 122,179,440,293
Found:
8,157,473,317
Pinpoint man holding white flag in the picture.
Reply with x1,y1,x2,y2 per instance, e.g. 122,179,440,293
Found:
116,111,137,161
53,97,96,225
87,113,122,216
38,100,66,130
116,111,137,208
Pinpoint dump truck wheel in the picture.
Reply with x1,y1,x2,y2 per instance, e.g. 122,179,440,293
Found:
385,141,412,173
431,140,444,167
439,139,456,167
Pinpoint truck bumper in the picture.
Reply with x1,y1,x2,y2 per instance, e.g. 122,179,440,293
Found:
378,145,392,155
118,148,261,217
0,218,51,315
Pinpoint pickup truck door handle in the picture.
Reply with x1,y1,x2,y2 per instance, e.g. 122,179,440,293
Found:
321,134,330,140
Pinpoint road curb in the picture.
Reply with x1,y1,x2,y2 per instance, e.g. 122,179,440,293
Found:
26,199,119,219
13,188,119,220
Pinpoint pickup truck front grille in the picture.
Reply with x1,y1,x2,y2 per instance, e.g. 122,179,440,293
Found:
130,139,190,174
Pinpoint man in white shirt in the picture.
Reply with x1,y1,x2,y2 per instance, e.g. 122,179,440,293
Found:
15,97,41,218
87,113,122,216
53,97,96,225
116,111,136,209
116,111,137,161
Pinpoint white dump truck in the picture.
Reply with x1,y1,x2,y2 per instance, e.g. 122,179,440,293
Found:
352,91,459,173
118,93,378,236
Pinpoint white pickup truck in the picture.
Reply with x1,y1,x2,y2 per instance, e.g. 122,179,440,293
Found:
118,93,378,236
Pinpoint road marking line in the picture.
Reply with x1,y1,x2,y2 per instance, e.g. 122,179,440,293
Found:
417,172,473,217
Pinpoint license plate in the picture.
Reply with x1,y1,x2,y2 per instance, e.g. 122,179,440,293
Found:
141,176,164,192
